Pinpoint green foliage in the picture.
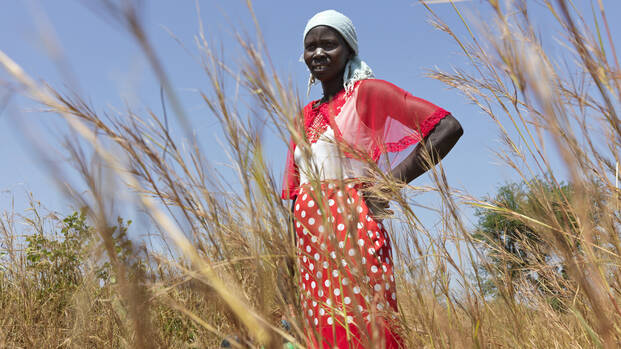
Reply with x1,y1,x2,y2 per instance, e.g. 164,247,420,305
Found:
25,211,93,302
474,178,578,308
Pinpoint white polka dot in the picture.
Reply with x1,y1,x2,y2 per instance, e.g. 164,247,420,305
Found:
342,278,349,285
306,246,311,253
328,183,335,189
337,191,343,197
332,269,339,277
302,256,307,263
348,248,355,256
347,198,354,205
347,183,354,189
385,283,390,290
367,231,374,238
308,200,315,207
319,308,325,316
311,236,318,243
305,273,309,280
374,284,381,292
371,265,378,273
302,194,308,201
309,263,314,271
377,303,384,310
308,309,313,316
357,305,363,312
311,281,316,289
368,247,375,255
318,290,324,297
353,286,360,294
338,241,345,249
320,243,327,250
308,218,315,225
314,318,318,325
337,207,343,213
366,216,372,222
357,222,364,229
391,292,396,300
301,211,306,218
382,265,388,272
295,204,300,211
296,222,301,228
341,259,347,267
337,224,345,231
361,257,367,264
344,296,351,304
316,271,323,279
323,261,329,269
357,206,363,213
330,251,336,259
318,225,324,233
314,253,320,261
390,275,394,282
326,299,332,306
327,317,334,325
334,288,341,296
303,229,308,235
347,315,354,323
328,199,335,206
325,279,331,287
358,239,365,247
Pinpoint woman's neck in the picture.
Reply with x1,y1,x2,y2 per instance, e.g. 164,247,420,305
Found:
320,76,345,103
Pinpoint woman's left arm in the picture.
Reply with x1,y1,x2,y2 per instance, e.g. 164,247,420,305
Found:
389,114,463,184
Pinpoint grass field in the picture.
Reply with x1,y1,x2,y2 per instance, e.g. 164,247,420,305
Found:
0,0,619,348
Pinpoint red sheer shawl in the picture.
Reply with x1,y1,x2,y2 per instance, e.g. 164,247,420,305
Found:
282,79,450,199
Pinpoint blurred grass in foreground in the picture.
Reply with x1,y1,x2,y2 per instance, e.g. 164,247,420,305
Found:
0,0,619,347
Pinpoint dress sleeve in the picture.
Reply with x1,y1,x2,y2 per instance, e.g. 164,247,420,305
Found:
355,79,450,159
281,138,300,200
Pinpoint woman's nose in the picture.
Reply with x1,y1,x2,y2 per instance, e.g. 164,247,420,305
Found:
313,47,326,58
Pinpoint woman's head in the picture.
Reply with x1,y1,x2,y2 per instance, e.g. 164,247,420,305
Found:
302,10,374,94
303,10,359,56
303,25,353,84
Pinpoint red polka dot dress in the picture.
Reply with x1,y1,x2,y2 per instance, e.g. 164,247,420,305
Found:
281,79,450,348
294,182,402,348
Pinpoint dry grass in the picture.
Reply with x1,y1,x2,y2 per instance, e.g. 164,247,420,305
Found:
0,0,619,348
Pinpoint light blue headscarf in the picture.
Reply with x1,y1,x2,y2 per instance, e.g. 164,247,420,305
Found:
302,10,374,95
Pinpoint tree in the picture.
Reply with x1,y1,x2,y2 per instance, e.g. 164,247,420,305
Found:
474,178,578,309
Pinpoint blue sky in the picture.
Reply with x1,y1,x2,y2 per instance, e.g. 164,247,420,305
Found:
1,1,618,232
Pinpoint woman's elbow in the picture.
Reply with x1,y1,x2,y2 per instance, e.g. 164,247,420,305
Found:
444,114,463,141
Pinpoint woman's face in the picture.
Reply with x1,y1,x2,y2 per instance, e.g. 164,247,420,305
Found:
303,25,352,84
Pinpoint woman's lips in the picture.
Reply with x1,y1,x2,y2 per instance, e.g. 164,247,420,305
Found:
312,65,328,72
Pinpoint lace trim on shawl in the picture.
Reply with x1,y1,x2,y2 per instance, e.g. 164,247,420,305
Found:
304,89,349,143
370,108,450,161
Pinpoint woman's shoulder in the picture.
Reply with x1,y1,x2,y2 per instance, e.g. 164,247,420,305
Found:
355,78,409,101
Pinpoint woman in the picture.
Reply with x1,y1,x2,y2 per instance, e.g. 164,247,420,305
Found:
282,10,463,348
